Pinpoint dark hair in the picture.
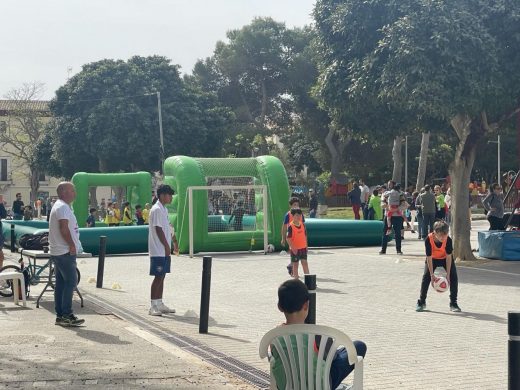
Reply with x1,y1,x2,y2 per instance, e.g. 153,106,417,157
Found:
124,202,130,207
89,208,96,213
135,204,142,210
107,202,113,207
16,193,21,197
433,220,450,235
289,197,300,206
157,184,174,196
490,182,501,193
290,208,302,215
412,191,419,197
373,189,379,196
394,184,401,191
424,185,431,191
278,279,309,314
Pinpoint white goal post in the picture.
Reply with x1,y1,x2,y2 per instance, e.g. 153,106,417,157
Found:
188,184,269,258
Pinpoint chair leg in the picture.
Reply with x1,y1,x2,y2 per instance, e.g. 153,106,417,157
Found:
12,278,19,305
20,277,26,307
353,359,364,389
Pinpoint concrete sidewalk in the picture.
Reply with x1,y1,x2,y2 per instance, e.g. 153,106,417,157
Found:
0,281,255,389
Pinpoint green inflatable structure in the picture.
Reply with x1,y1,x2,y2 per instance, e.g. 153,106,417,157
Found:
2,155,386,256
71,172,152,227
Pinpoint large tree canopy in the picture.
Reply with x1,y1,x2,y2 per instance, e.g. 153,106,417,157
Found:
38,55,233,177
313,0,520,260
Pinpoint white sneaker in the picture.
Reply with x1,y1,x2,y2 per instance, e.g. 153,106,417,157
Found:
148,306,163,316
157,302,175,314
0,280,9,289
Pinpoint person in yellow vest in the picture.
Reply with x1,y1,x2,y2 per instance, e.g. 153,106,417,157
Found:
123,202,133,226
142,203,151,225
112,202,121,226
416,220,461,312
105,202,116,226
286,208,309,279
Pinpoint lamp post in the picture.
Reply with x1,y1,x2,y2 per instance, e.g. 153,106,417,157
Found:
488,135,501,184
157,91,164,173
405,136,408,190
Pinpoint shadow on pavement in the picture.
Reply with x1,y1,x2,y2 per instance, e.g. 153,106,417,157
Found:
427,310,507,325
68,327,132,345
316,277,346,284
316,287,347,295
205,332,252,344
459,266,520,288
164,313,237,329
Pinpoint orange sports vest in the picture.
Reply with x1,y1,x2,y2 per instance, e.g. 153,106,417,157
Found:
428,232,447,259
289,222,307,249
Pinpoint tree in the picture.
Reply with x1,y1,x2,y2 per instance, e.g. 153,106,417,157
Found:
1,82,48,202
313,0,520,260
416,132,430,190
392,136,403,184
37,56,233,177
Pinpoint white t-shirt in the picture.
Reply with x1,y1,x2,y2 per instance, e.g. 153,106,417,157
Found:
360,185,370,203
49,199,83,256
148,201,173,257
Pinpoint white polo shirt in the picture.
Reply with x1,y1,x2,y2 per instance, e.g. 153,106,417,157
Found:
148,200,173,257
49,199,83,256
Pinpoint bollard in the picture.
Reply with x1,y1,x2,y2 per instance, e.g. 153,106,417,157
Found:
199,256,212,334
304,274,317,325
10,224,15,253
509,311,520,390
96,236,107,289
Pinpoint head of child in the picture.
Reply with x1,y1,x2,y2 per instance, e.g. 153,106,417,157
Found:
124,202,130,208
393,184,401,192
433,220,449,242
135,204,142,212
289,196,300,209
373,188,379,197
89,208,96,215
277,279,309,325
145,203,150,210
290,208,303,224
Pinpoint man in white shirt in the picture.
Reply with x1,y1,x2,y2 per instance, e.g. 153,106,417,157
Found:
49,182,84,327
359,179,370,220
149,184,178,316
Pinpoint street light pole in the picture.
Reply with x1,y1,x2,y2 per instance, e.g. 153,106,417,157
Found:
405,136,408,190
157,91,164,173
488,135,501,184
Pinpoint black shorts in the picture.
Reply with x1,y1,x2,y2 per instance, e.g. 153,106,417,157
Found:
290,248,308,263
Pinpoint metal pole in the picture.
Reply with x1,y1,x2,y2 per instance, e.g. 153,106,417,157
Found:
509,311,520,390
10,224,15,253
96,236,107,289
498,135,501,185
263,185,268,254
304,274,316,324
188,187,194,258
199,256,212,334
157,91,164,172
405,136,408,190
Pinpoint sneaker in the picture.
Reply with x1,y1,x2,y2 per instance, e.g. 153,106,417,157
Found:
411,230,416,234
287,263,293,276
450,303,461,312
397,251,403,255
416,300,426,312
156,302,175,314
55,316,64,325
59,314,85,327
149,306,163,316
379,250,386,255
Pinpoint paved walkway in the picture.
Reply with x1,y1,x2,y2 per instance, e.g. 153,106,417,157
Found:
1,220,518,389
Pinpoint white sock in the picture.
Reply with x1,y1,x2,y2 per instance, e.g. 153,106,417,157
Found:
151,299,160,307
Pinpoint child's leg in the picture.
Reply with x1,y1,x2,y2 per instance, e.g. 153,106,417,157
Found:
419,261,437,303
329,341,367,389
301,260,310,275
442,260,459,304
292,261,299,279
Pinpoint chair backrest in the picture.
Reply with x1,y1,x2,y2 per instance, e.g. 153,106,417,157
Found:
259,324,361,390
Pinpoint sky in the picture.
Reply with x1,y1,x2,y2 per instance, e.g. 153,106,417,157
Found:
1,0,315,99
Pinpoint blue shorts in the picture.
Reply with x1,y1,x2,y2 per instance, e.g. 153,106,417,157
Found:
150,256,171,276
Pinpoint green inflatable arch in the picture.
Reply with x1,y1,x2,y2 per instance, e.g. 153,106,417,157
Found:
163,156,290,254
71,172,152,226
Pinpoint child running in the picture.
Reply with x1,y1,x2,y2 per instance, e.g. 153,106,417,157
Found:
271,279,367,389
286,208,309,279
416,220,461,312
384,184,411,234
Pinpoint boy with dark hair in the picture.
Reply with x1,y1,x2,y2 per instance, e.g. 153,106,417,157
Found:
281,197,305,275
86,208,97,227
416,220,461,312
135,204,145,225
286,208,309,279
272,279,367,389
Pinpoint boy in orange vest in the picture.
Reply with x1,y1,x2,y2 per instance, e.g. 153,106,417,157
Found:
282,197,305,276
416,220,461,312
286,208,309,279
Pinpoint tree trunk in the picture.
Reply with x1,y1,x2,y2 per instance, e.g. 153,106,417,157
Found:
392,136,403,183
449,114,483,261
89,187,98,209
260,79,268,127
29,168,40,204
325,127,350,182
416,132,430,190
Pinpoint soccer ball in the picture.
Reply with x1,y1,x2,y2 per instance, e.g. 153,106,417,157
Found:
267,244,275,253
433,276,449,293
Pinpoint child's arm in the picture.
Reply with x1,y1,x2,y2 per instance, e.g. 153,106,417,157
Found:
426,256,435,285
286,236,296,254
281,223,287,245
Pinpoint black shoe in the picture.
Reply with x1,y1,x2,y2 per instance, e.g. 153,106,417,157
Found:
59,314,85,327
379,251,386,255
416,300,426,312
55,316,64,325
397,251,403,255
450,303,461,312
286,264,293,276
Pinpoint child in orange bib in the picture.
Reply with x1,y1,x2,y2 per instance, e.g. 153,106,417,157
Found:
286,208,309,279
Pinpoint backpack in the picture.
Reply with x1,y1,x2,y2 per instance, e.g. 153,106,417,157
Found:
18,232,49,250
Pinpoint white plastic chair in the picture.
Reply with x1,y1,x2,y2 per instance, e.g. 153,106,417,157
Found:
0,271,27,307
259,324,363,390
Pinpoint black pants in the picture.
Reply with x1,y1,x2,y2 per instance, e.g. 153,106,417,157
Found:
361,203,368,220
422,213,435,238
380,216,402,253
487,215,504,230
419,258,458,304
